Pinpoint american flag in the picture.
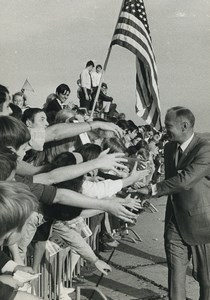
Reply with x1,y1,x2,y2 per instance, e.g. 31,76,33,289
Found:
111,0,161,130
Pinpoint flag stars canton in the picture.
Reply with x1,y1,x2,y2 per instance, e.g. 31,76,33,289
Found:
123,0,150,32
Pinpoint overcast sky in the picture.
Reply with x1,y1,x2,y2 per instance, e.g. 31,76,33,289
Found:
1,0,210,131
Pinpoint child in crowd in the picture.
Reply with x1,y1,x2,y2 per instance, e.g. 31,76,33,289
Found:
0,181,40,300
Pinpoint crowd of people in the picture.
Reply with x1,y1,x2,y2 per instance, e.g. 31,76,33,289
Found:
2,60,209,300
0,76,165,300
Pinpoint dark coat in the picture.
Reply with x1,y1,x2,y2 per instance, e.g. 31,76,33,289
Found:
157,134,210,245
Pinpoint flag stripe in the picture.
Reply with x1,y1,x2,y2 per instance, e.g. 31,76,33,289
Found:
113,26,157,79
136,57,160,110
119,11,152,48
110,0,161,130
112,37,159,104
116,11,156,61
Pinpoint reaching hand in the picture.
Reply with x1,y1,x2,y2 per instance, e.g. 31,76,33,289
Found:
95,260,112,275
95,121,124,138
135,186,150,195
129,162,150,183
131,180,146,189
97,149,128,174
123,194,142,212
106,198,138,223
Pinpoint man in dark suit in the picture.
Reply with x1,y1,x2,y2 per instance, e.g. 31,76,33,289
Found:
138,106,210,299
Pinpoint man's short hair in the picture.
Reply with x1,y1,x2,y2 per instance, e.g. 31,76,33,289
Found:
56,84,71,95
86,60,95,68
0,116,31,150
96,64,102,69
101,82,108,89
0,147,18,180
22,108,43,124
0,181,38,237
0,84,9,112
0,84,9,104
144,125,153,132
167,106,195,128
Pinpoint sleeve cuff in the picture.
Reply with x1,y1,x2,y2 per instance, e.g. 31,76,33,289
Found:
151,184,158,196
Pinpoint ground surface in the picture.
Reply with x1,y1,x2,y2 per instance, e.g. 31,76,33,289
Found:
71,196,199,300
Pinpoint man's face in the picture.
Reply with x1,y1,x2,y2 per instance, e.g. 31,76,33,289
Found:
57,90,70,103
101,86,107,95
13,95,24,108
0,93,12,116
165,112,183,142
153,133,161,143
96,66,102,73
145,130,153,139
32,112,49,129
88,65,94,73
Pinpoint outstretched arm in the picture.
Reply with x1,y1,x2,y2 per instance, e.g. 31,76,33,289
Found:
33,149,128,185
45,120,123,142
53,188,140,223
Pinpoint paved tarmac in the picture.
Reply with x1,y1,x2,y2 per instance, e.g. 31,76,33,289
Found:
72,196,200,300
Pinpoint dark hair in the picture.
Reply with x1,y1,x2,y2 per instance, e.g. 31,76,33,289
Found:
22,108,43,124
116,119,129,130
0,116,31,150
127,145,138,156
56,84,71,95
0,84,9,111
167,106,195,128
135,140,149,151
75,143,101,161
0,147,18,180
135,132,143,140
101,82,108,89
144,125,153,132
86,60,95,68
96,64,102,69
9,103,22,120
127,122,138,134
43,152,83,191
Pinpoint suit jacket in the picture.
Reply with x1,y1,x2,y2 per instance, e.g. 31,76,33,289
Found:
156,134,210,245
45,99,62,113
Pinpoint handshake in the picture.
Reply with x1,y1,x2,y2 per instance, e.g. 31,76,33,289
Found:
127,184,153,197
126,184,158,213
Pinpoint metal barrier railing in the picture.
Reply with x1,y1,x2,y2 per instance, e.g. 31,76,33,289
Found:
30,245,74,299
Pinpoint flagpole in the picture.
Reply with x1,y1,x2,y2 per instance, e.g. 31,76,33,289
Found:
90,47,111,119
90,0,125,119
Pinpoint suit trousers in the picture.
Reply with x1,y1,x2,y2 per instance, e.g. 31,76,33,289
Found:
79,89,92,110
165,217,210,300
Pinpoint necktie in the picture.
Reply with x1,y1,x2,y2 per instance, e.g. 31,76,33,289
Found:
176,146,183,166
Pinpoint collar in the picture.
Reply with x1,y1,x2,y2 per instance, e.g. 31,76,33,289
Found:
56,97,65,108
179,133,194,152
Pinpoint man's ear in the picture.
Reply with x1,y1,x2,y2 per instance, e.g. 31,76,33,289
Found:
182,121,189,131
26,119,32,128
